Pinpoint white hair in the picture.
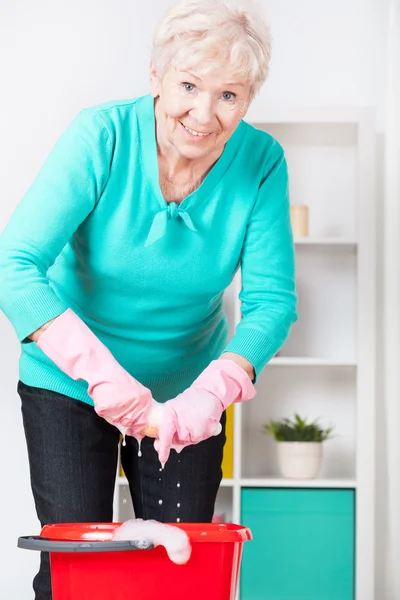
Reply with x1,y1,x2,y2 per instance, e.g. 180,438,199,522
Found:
151,0,272,100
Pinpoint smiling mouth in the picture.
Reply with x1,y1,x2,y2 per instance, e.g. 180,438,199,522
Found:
180,122,212,138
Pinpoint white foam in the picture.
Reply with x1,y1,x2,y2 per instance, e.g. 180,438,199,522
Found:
118,399,222,466
133,402,189,460
82,531,113,541
116,424,128,443
112,519,191,565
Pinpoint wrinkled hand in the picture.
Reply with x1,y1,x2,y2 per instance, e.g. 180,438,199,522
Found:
153,359,257,465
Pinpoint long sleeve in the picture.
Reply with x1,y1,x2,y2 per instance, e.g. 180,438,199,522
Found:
223,150,298,377
0,109,112,341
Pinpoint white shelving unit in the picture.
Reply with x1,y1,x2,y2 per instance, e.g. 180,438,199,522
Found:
114,107,376,600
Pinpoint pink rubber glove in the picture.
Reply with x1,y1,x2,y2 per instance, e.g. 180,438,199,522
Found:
37,309,152,436
126,399,187,455
154,359,257,465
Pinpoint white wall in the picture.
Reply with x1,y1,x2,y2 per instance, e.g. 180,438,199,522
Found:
0,1,388,597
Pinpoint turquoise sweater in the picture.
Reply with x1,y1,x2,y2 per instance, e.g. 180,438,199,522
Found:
0,95,297,404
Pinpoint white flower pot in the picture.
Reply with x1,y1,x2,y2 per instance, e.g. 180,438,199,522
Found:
277,442,323,479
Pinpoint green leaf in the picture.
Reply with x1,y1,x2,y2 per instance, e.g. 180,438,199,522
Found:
263,414,334,442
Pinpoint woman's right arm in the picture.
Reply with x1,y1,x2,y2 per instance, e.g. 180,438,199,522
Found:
28,319,55,343
0,111,156,436
0,108,112,342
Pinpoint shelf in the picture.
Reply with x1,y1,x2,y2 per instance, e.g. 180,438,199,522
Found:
111,108,376,600
294,237,357,246
220,478,235,487
269,357,357,367
118,476,356,489
118,476,236,487
118,476,235,488
118,476,236,488
240,478,357,489
246,105,374,125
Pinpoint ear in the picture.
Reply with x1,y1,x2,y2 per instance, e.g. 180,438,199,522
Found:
149,60,160,98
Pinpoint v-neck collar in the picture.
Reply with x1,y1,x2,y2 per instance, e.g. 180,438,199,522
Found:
136,94,246,211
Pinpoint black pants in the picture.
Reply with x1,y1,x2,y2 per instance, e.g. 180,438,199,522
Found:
18,381,226,600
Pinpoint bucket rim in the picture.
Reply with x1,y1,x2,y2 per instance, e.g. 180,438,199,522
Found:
39,522,252,543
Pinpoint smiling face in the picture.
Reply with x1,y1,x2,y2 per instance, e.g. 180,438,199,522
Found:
150,61,252,163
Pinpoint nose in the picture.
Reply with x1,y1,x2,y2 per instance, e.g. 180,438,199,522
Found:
190,93,215,127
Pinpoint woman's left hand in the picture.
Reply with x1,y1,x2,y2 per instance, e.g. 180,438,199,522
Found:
154,359,257,465
153,389,223,464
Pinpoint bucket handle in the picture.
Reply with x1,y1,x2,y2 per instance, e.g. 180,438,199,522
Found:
18,536,154,553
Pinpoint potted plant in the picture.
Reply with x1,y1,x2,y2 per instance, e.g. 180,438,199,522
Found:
263,414,334,479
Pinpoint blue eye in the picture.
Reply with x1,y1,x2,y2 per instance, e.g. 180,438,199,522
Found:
182,83,195,92
222,92,236,101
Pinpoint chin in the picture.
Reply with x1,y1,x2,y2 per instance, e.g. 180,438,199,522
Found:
174,143,215,161
179,134,223,158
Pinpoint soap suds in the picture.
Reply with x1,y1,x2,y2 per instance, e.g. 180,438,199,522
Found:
82,531,113,541
133,402,188,462
112,519,191,565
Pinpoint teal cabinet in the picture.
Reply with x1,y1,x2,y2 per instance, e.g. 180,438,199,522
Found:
240,488,355,600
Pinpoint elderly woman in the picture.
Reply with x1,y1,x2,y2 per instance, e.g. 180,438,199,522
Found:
0,0,297,597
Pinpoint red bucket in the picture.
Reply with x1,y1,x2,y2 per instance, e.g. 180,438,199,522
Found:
18,522,252,600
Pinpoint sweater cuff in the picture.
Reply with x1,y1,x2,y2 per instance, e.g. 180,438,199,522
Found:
6,287,68,342
223,327,277,380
